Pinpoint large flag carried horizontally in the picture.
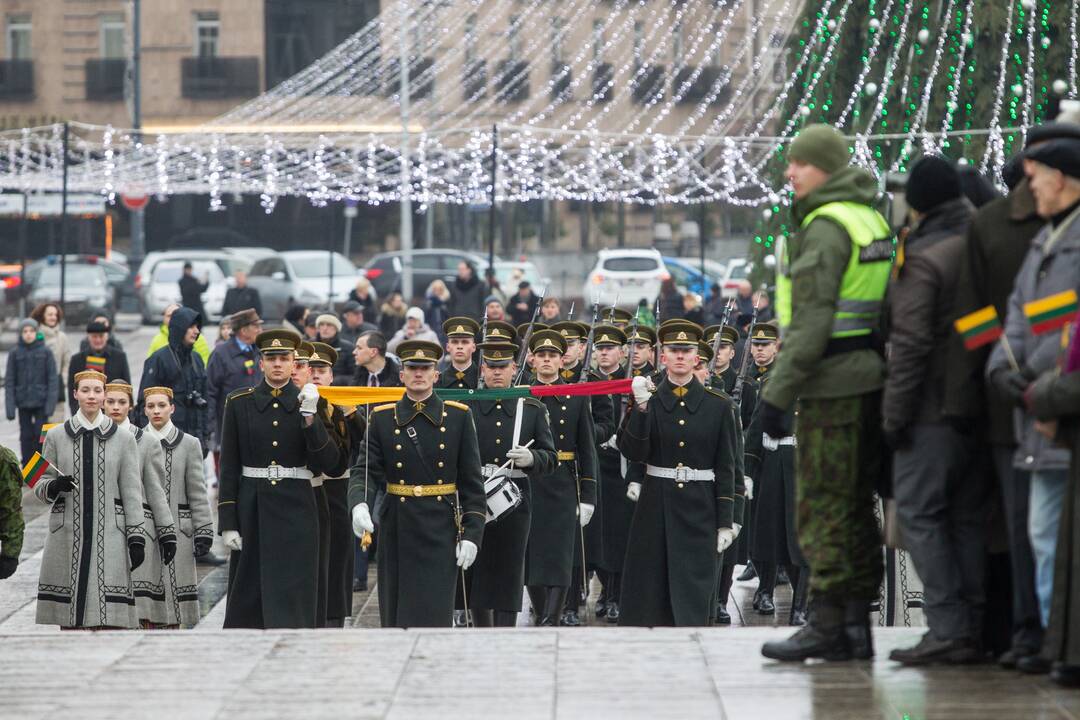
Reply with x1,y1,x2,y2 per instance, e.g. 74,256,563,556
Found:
954,306,1003,350
21,452,50,488
1024,290,1079,335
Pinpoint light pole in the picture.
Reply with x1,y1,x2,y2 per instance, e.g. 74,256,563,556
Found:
129,0,146,262
398,0,413,301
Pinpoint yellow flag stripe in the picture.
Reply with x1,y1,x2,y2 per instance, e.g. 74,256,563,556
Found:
1024,289,1079,317
954,306,999,334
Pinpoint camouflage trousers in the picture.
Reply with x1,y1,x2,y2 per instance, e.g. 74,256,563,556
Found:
794,392,884,601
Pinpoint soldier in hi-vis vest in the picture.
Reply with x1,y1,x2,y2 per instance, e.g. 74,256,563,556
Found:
758,124,893,663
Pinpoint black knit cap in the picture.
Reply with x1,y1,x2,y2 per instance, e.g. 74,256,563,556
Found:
1025,122,1080,148
905,155,962,213
1024,138,1080,180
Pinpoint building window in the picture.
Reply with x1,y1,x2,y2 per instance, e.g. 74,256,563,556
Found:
591,20,604,64
464,13,477,64
100,14,125,59
194,11,220,58
551,17,565,65
508,16,520,61
633,21,643,70
6,15,31,60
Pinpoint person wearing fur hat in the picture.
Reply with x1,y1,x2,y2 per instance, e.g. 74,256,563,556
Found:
316,313,357,383
5,318,58,463
386,307,440,354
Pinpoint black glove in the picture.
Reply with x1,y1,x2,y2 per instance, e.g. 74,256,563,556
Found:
51,474,76,494
759,401,789,438
0,555,17,579
159,535,177,566
883,426,912,451
193,536,212,558
128,538,145,572
992,368,1034,407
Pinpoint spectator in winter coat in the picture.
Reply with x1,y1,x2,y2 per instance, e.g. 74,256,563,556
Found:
82,309,125,355
447,261,486,320
338,301,377,346
682,293,705,327
378,291,408,337
657,277,685,321
221,269,263,318
425,280,452,344
206,309,264,455
5,319,58,463
139,306,210,451
30,302,70,422
317,314,357,383
348,277,378,316
178,262,209,319
703,284,727,326
508,281,540,326
386,307,441,354
147,303,211,365
68,318,131,414
483,295,506,322
283,304,308,337
540,296,562,324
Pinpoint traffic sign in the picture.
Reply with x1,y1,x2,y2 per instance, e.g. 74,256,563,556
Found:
121,194,150,211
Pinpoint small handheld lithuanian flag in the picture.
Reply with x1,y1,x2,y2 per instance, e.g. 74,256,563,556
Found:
21,452,50,488
954,306,1003,350
85,355,107,372
1024,290,1079,335
38,423,58,446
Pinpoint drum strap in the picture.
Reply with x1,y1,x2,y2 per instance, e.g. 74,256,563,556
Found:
512,398,524,449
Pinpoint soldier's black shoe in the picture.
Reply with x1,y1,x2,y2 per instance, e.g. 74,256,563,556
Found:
595,601,608,619
1050,663,1080,688
737,562,757,582
761,601,850,662
605,602,621,623
789,608,807,627
888,632,980,666
560,609,581,627
352,577,368,592
453,610,468,628
1017,654,1053,674
755,592,775,615
843,600,874,660
999,647,1040,669
776,566,790,586
196,552,227,567
714,607,731,625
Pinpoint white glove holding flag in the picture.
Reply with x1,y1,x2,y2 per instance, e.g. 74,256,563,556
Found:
626,482,642,502
631,376,654,409
223,530,243,552
299,383,320,416
351,503,375,537
579,503,595,527
456,540,478,569
717,528,738,554
506,446,534,468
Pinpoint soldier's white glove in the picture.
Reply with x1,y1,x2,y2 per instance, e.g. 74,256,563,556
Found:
744,476,754,500
631,376,654,409
600,434,618,450
299,383,320,416
456,540,478,569
223,530,243,552
717,528,738,554
626,482,642,502
352,503,375,537
732,522,742,538
579,503,595,527
506,446,534,468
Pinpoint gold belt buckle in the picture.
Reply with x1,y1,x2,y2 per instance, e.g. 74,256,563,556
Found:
413,485,423,497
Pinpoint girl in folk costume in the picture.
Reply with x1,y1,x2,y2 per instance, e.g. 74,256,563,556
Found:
142,387,214,627
103,380,178,628
34,370,146,629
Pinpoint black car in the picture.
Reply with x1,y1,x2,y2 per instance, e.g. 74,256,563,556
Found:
363,249,496,300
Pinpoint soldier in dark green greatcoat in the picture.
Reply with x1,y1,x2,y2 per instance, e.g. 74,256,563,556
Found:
348,339,485,628
617,321,743,627
437,317,481,390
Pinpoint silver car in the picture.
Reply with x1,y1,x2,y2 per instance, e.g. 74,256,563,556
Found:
135,250,250,324
246,251,358,321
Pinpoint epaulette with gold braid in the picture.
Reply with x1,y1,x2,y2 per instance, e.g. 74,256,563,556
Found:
444,400,470,411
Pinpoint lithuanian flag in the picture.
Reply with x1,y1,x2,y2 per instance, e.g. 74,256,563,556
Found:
954,306,1003,350
21,452,50,488
38,423,58,446
85,355,107,372
1025,290,1079,335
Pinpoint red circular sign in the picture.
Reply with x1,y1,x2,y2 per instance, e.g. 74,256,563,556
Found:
121,194,150,211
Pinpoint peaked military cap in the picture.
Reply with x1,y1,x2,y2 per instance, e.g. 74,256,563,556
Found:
592,324,627,347
308,342,338,367
516,322,548,339
256,328,302,355
529,328,568,355
295,341,314,362
749,321,780,344
697,341,714,364
443,316,481,338
397,339,443,366
551,321,584,341
601,307,634,328
626,324,657,345
705,324,740,347
479,340,518,366
659,320,703,347
484,320,518,343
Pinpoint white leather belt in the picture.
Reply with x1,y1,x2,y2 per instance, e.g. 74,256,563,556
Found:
242,465,314,480
645,465,715,482
482,464,527,480
762,434,797,450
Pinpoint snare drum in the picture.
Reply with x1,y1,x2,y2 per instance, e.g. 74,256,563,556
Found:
482,464,525,523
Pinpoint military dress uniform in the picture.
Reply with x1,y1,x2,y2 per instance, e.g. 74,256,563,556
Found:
218,330,343,629
437,317,481,390
525,330,599,626
348,340,486,628
617,322,744,627
308,342,353,627
464,340,557,625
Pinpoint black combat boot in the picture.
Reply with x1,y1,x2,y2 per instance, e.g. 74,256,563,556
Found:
761,597,851,662
527,586,547,625
736,561,757,582
788,566,809,627
843,599,874,660
493,611,519,627
472,609,494,627
540,586,567,627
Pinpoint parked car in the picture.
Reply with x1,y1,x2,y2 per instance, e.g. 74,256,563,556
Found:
223,246,278,262
583,248,668,306
492,260,549,292
135,250,249,324
663,257,723,298
674,257,728,285
0,263,22,311
246,251,358,321
721,258,753,298
28,263,113,325
363,249,495,300
23,255,128,309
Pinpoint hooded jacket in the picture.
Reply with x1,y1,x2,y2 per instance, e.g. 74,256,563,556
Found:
147,322,211,364
762,166,889,410
5,332,58,417
138,307,209,447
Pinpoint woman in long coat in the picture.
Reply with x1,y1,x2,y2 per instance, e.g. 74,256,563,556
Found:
142,387,214,627
35,370,146,629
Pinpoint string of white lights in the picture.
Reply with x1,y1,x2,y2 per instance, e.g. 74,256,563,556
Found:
936,0,976,149
979,0,1017,175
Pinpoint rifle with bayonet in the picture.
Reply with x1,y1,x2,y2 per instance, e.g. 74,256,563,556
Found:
706,296,737,377
477,305,489,389
731,284,767,408
512,285,547,386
